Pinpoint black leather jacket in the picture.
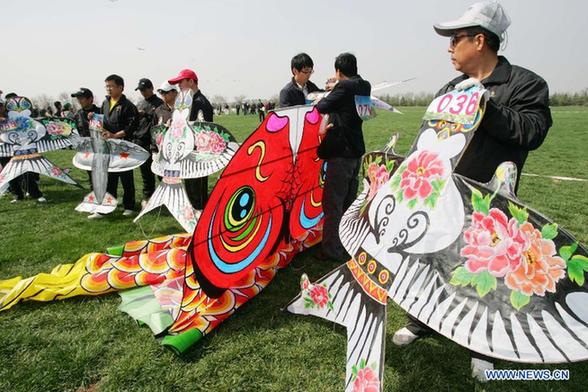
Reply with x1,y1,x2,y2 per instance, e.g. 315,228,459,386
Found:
316,75,371,159
73,104,101,137
439,56,552,191
100,94,138,141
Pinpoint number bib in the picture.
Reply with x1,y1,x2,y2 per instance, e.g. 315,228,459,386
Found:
423,86,486,125
355,95,376,121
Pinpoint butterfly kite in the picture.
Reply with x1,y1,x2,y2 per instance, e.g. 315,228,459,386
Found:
287,86,588,391
0,96,82,194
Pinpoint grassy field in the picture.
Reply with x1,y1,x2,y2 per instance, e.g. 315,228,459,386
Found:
0,107,586,392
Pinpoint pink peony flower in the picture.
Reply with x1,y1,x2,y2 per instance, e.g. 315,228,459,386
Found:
505,222,566,296
309,285,329,308
46,123,63,135
461,209,528,277
367,163,390,201
353,367,380,392
195,132,212,153
183,205,195,220
51,166,63,176
399,151,444,200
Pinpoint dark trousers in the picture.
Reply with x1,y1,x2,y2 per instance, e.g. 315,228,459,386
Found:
321,157,360,259
406,315,494,363
11,172,43,199
86,170,93,190
106,171,135,210
185,176,208,209
139,154,156,199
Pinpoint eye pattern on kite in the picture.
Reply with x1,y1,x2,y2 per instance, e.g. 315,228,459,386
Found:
225,186,255,233
192,107,325,296
192,111,294,295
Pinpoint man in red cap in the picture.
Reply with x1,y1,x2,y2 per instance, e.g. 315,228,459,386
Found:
168,69,213,209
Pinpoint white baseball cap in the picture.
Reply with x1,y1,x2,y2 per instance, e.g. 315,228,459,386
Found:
434,1,511,42
157,81,178,93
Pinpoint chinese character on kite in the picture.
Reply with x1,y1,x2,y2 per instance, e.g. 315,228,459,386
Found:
73,113,149,214
287,85,588,392
0,96,82,195
133,90,239,233
0,104,327,354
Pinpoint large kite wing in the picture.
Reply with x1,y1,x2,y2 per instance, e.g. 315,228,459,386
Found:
36,118,80,152
190,107,302,295
387,166,588,363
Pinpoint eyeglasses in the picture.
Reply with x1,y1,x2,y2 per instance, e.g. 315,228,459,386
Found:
300,69,314,75
450,33,475,48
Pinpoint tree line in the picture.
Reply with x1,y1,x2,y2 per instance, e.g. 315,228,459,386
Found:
379,88,588,107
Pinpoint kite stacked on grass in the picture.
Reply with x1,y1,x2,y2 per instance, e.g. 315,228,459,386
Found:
0,96,82,194
0,104,326,354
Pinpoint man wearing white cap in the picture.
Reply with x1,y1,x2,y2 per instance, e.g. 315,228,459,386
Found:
154,81,178,128
392,1,553,382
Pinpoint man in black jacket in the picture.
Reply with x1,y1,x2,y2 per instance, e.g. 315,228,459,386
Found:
391,1,553,381
168,69,213,209
279,53,322,107
315,53,371,262
135,78,163,207
92,74,138,218
71,87,101,187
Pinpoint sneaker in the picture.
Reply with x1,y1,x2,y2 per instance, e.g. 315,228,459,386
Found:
88,212,104,220
471,358,493,382
122,209,135,216
392,327,420,346
37,197,47,203
10,198,21,204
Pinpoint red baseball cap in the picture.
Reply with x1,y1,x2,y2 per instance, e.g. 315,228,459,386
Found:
168,69,198,84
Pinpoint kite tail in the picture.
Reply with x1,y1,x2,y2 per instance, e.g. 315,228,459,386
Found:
0,234,191,312
0,154,82,194
134,179,200,233
75,191,117,214
118,231,322,354
287,261,387,392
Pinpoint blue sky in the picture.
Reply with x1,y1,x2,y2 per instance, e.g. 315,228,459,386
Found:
1,0,587,103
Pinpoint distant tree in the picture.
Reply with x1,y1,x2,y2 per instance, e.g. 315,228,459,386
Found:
233,95,246,105
211,95,227,105
31,94,53,111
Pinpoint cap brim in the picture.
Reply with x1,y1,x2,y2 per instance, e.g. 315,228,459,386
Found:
167,76,184,85
434,21,480,37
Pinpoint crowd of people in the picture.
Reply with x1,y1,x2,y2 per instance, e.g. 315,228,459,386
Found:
0,2,555,381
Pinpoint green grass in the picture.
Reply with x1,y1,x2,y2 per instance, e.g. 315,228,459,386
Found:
0,107,586,391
